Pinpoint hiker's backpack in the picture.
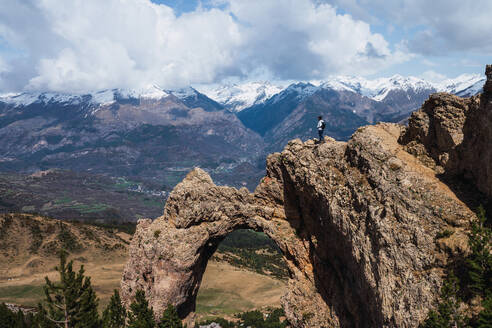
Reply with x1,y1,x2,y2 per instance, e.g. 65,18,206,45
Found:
321,121,326,129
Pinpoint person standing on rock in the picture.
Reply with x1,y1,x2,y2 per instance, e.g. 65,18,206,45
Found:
317,115,325,143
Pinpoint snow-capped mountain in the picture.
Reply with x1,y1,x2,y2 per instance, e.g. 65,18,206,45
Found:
167,86,224,112
438,74,485,97
319,75,436,101
1,73,483,110
0,83,264,190
0,84,170,108
319,75,438,122
196,81,285,112
196,74,484,113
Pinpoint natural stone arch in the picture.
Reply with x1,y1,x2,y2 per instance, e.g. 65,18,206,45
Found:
119,168,322,324
121,123,475,327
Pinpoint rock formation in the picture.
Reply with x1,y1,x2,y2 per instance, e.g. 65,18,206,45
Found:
400,72,492,199
484,65,492,98
121,69,491,327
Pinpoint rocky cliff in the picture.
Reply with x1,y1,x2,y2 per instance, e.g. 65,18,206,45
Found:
120,70,492,327
400,66,492,200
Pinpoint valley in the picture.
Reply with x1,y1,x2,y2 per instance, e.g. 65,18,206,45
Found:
0,213,288,321
0,74,484,224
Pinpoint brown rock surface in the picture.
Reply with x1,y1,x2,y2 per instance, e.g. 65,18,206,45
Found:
400,82,492,199
121,115,478,326
484,65,492,97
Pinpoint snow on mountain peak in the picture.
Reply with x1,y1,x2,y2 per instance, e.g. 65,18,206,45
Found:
284,82,318,97
0,85,171,107
437,74,485,96
168,86,199,99
115,84,169,100
0,92,85,107
196,81,285,112
0,74,485,109
318,75,436,101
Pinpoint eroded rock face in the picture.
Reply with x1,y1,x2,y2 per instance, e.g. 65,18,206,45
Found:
400,86,492,199
121,118,476,326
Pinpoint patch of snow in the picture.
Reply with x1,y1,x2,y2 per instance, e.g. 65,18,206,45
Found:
168,86,198,99
0,92,84,106
0,92,40,106
116,84,169,100
91,90,115,105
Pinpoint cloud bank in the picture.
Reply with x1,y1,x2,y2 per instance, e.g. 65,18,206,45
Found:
331,0,492,55
0,0,406,93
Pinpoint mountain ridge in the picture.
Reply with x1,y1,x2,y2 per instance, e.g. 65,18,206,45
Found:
1,73,483,109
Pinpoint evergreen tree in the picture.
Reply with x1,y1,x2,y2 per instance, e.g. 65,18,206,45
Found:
420,272,464,328
158,304,183,328
127,290,155,328
476,296,492,328
103,289,127,328
240,310,265,328
14,310,27,328
0,303,17,328
35,303,55,328
41,250,100,328
466,206,492,298
0,304,30,328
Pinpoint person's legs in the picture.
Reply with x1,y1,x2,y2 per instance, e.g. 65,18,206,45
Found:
318,129,323,142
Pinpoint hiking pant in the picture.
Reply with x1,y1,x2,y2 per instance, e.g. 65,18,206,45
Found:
318,129,324,141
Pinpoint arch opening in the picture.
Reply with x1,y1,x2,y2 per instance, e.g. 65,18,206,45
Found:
187,228,290,321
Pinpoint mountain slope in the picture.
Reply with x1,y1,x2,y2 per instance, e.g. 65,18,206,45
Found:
238,83,371,151
0,88,265,190
0,213,130,277
264,89,370,150
196,81,285,112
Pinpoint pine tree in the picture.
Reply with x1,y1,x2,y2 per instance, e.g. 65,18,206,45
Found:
102,289,126,328
127,290,155,328
0,303,17,328
0,304,29,328
14,310,27,328
41,250,100,328
158,304,183,328
476,296,492,328
35,303,55,328
466,206,492,298
420,272,464,328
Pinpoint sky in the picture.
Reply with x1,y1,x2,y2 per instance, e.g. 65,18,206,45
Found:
0,0,490,93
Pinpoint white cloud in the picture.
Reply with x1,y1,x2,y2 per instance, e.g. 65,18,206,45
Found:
329,0,492,55
0,0,406,93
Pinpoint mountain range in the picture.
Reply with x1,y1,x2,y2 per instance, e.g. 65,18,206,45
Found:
0,73,485,221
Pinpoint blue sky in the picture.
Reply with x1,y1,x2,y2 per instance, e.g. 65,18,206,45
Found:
0,0,490,93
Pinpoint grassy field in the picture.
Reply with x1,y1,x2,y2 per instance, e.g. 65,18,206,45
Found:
0,214,287,320
0,253,128,310
196,261,286,321
0,259,286,317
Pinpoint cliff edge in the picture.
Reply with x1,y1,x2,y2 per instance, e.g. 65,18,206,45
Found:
120,67,492,327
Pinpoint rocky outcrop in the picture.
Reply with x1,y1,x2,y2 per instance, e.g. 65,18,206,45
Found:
484,65,492,97
400,66,492,199
121,114,478,326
